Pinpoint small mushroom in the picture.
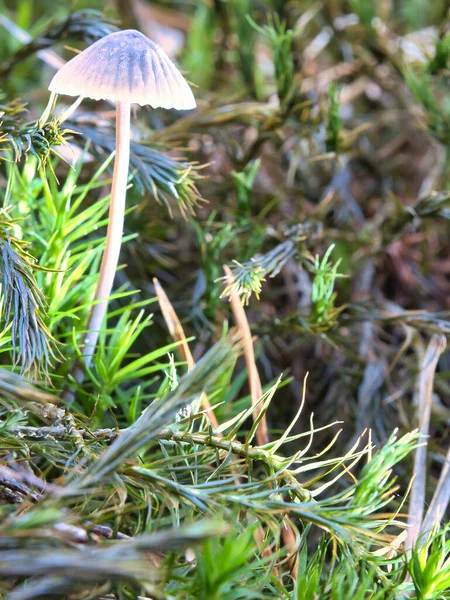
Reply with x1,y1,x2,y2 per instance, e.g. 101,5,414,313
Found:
48,29,196,374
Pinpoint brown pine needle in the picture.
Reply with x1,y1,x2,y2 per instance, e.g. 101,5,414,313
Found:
281,520,299,578
223,265,300,574
223,265,269,446
153,278,219,430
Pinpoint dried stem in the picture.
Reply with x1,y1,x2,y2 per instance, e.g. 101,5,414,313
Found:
153,277,219,429
405,333,446,550
224,265,269,446
224,265,300,574
421,444,450,537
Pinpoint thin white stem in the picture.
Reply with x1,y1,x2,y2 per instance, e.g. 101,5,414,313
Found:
80,101,131,369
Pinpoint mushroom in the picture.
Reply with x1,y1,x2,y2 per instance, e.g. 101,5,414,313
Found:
48,29,196,375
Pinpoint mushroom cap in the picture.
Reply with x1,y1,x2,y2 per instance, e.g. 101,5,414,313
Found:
48,29,196,110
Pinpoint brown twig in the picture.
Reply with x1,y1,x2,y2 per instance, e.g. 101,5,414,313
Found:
223,265,299,576
153,278,219,430
223,265,269,446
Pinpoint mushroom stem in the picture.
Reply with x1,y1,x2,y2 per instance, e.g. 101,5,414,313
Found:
81,101,131,369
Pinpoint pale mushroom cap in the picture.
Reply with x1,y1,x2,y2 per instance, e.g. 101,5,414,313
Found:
48,29,196,110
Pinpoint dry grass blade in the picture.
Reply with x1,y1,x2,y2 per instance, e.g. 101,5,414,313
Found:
405,333,446,550
223,265,300,576
281,520,300,578
153,278,195,370
421,444,450,536
153,277,219,429
223,264,268,446
155,276,283,570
